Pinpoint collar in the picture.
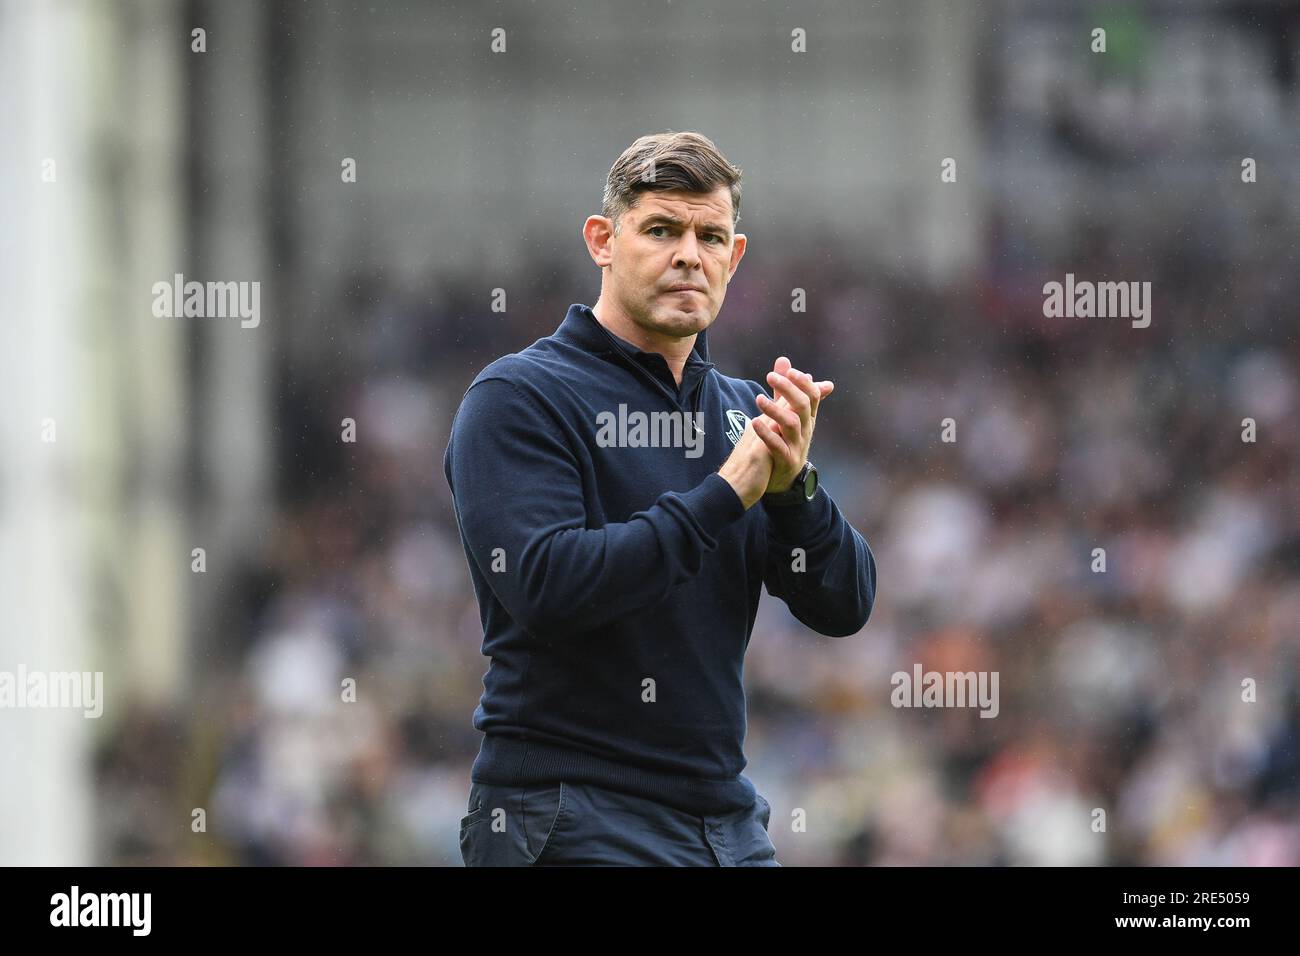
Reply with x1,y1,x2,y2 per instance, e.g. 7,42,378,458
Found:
554,303,715,399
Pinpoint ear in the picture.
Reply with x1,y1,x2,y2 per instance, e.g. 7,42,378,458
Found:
583,215,616,268
726,232,747,281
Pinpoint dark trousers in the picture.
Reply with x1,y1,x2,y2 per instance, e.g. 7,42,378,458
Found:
459,778,780,866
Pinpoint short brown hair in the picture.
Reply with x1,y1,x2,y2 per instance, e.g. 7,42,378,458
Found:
602,131,742,235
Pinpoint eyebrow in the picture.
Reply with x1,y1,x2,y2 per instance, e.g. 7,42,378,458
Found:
639,213,731,237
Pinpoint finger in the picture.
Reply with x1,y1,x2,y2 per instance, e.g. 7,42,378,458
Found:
740,419,767,450
756,393,801,437
764,374,806,434
756,394,801,439
773,373,833,408
786,368,822,413
766,371,811,421
811,380,834,416
782,372,833,418
773,356,792,378
753,415,795,460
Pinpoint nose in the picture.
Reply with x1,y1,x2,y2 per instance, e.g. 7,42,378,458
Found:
671,231,702,271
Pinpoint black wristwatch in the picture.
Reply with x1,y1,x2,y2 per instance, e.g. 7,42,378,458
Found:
762,461,818,506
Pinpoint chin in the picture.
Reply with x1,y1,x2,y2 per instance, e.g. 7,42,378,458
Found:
659,311,709,336
653,301,711,329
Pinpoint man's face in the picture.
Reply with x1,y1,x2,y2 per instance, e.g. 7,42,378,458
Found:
594,186,747,341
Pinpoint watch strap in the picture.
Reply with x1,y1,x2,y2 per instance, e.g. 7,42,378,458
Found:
762,461,814,506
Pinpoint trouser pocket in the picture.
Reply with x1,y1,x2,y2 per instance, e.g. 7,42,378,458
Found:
521,782,567,865
459,781,569,866
726,795,779,866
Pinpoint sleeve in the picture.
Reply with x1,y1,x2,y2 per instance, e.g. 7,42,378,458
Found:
444,376,747,636
761,484,878,637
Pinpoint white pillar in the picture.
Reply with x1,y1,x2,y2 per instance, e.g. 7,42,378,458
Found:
0,0,186,865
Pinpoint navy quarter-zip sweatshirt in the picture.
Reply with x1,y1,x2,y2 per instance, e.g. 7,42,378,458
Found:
443,303,877,815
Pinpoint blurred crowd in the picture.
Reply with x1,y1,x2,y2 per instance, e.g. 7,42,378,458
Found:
95,222,1300,865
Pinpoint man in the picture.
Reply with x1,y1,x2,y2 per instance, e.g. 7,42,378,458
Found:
444,131,877,866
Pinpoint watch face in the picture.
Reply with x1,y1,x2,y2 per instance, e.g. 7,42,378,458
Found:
803,465,818,498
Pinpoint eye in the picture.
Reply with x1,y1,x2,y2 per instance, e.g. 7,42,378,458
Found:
648,225,670,238
702,233,723,244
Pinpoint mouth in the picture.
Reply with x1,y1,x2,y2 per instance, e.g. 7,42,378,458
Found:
664,286,706,295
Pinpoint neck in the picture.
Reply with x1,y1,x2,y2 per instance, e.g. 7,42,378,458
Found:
591,294,696,386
